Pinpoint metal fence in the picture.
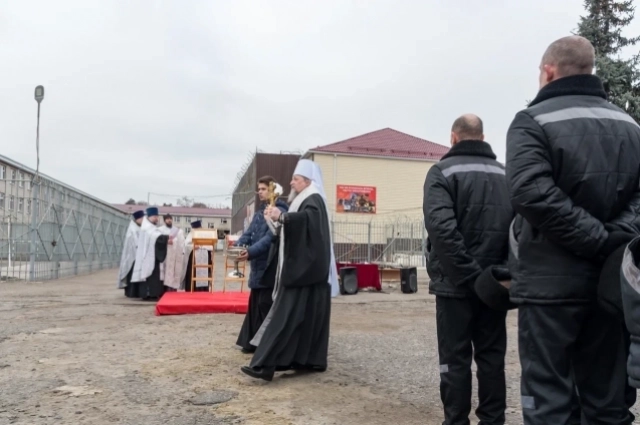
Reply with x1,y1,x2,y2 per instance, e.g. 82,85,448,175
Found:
331,217,427,268
0,177,129,281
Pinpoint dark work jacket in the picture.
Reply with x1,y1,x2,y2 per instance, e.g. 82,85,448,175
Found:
236,199,288,289
423,140,513,298
622,237,640,388
506,74,640,304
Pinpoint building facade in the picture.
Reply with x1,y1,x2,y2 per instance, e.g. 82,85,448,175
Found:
112,204,232,239
231,152,300,233
304,128,449,220
303,128,449,263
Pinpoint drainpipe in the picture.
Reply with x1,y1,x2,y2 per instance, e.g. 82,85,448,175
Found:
333,154,337,220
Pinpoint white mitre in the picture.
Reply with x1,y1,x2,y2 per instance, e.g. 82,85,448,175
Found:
293,159,315,181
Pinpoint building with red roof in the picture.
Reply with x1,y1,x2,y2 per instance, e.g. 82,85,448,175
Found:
305,128,449,161
303,128,448,218
301,128,448,261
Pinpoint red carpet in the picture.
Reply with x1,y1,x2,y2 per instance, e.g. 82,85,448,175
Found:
155,291,250,316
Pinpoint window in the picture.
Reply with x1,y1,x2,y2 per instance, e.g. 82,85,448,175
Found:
18,172,24,187
0,193,4,209
175,216,181,223
221,218,228,224
27,199,31,214
9,196,14,210
208,223,216,229
0,166,5,180
18,198,23,212
10,169,15,184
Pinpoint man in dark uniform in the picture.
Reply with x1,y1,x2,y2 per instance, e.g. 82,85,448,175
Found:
424,114,513,425
506,35,640,424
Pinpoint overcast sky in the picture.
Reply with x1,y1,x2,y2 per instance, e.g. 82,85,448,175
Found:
2,0,639,207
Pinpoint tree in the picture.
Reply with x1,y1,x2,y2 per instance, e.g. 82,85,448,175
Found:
576,0,640,121
125,198,136,205
177,196,193,207
162,202,173,207
192,202,208,208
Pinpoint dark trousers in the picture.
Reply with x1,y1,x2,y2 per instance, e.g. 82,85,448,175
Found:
236,287,274,351
518,304,631,425
568,326,637,424
436,295,507,425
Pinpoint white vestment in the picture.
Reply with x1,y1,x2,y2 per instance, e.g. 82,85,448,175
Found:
131,217,162,283
292,159,340,298
117,221,140,289
158,226,185,289
180,232,213,289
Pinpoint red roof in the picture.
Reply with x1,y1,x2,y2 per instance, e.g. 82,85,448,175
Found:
308,128,449,161
112,204,231,217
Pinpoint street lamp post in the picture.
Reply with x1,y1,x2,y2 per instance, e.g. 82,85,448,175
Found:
29,85,44,281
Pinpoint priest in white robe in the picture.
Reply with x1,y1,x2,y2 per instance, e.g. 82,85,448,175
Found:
131,207,172,300
181,220,213,292
118,210,145,298
158,213,185,292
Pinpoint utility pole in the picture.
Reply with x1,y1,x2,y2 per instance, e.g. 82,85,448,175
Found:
29,85,44,281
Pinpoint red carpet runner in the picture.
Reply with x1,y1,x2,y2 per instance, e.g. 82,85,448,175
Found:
155,291,250,316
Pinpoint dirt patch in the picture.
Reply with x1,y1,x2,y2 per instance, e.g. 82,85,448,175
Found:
1,261,637,424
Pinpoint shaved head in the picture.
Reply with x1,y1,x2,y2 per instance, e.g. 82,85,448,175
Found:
539,36,595,87
451,114,484,141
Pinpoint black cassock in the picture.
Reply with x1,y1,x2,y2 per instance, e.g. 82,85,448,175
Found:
123,265,139,298
249,193,332,372
138,235,169,300
183,249,213,292
236,238,279,352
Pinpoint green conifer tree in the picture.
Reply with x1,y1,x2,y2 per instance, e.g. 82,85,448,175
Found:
576,0,640,121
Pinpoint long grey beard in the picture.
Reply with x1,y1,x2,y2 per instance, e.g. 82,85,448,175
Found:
287,189,298,204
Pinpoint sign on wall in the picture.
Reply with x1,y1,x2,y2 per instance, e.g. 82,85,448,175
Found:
336,185,376,214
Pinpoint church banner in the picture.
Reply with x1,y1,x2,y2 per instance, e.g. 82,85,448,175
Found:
336,185,376,214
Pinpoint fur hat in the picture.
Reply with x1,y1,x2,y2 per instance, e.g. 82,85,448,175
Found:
474,266,517,312
597,243,628,323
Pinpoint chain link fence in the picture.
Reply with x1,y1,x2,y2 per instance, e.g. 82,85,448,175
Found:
0,177,129,281
331,217,427,267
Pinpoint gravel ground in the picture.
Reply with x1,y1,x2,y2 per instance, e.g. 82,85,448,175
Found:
0,258,637,424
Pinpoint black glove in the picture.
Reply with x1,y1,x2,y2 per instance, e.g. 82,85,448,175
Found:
597,231,634,263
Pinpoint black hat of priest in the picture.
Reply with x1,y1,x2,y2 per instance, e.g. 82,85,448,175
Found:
146,206,159,217
191,220,202,229
132,210,145,220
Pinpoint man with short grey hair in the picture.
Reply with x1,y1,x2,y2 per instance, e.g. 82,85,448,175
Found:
506,35,640,424
424,114,513,425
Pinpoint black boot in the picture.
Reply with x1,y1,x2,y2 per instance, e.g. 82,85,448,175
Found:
240,365,275,382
